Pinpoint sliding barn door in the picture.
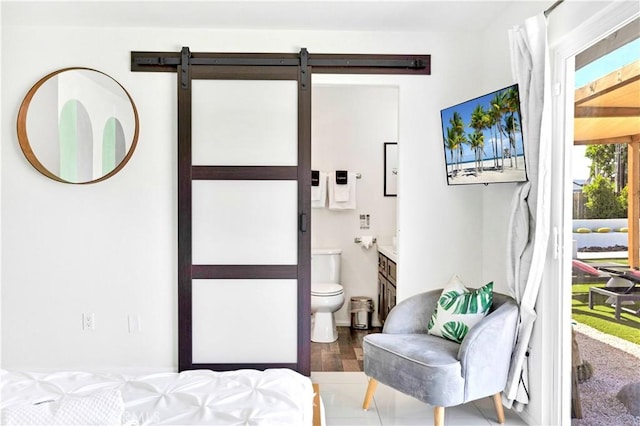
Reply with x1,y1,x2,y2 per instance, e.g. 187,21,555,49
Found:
131,47,429,376
178,61,311,373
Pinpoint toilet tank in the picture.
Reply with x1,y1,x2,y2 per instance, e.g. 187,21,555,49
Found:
311,248,342,283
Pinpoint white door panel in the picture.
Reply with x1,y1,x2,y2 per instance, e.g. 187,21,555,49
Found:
192,279,298,363
192,80,298,166
192,180,298,265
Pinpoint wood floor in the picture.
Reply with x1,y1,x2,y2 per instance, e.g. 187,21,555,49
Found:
311,326,381,372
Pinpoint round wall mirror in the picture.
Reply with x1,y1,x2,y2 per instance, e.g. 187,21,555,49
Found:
17,68,139,184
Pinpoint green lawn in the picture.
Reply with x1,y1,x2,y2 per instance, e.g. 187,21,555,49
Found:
572,283,640,344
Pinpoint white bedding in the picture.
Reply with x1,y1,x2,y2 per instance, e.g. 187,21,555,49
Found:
1,368,317,425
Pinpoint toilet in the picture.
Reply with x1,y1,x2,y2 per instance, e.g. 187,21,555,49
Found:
311,248,345,343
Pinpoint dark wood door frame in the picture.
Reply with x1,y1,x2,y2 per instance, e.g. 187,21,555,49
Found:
131,47,430,376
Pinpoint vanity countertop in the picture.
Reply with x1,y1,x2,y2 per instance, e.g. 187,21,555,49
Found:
378,245,398,263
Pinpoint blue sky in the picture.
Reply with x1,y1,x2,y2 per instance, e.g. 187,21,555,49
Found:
572,38,639,180
441,85,524,165
574,38,639,88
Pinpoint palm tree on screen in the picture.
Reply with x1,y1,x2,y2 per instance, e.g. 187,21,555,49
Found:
468,132,484,174
450,111,467,173
504,86,521,168
504,114,520,168
469,104,489,173
489,91,508,172
445,126,458,176
487,105,499,169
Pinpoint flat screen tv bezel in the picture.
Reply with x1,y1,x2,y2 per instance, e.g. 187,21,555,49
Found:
440,83,528,186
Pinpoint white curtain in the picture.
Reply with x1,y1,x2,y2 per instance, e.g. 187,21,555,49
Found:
503,13,552,411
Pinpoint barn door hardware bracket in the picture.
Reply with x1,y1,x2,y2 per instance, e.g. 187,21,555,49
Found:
299,48,309,91
180,46,191,90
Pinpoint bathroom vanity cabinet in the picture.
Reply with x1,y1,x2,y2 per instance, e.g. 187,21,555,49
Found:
377,248,397,324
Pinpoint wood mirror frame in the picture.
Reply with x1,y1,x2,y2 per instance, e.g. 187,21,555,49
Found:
17,67,139,184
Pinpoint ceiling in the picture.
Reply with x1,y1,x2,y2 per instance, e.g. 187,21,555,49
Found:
2,1,553,32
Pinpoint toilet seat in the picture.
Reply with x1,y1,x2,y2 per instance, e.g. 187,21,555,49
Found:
312,282,344,296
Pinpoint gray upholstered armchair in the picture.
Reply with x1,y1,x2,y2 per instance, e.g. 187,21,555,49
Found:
362,289,519,426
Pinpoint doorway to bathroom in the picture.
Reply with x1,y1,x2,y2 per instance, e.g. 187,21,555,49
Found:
310,84,399,371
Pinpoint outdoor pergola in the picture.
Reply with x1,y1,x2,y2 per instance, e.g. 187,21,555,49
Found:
574,58,640,269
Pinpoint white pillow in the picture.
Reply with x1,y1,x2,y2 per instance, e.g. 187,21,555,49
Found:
427,275,493,343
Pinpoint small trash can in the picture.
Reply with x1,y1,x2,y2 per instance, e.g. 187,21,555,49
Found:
350,296,374,330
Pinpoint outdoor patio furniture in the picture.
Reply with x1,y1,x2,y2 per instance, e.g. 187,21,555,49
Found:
588,269,640,320
572,259,610,282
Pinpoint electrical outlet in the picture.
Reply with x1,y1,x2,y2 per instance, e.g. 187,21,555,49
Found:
82,313,95,331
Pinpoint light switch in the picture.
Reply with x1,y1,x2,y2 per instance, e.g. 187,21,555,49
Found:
128,314,141,334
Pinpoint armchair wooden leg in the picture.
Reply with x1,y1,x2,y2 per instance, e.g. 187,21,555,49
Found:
492,393,505,424
434,406,445,426
362,378,378,410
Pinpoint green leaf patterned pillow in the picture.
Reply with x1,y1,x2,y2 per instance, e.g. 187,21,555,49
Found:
427,277,493,343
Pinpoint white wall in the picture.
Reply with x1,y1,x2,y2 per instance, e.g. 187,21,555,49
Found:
312,85,398,326
1,26,179,371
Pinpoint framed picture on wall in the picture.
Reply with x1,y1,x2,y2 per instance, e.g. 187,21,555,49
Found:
384,142,398,196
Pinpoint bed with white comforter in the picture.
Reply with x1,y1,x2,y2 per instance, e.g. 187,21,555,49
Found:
1,368,321,425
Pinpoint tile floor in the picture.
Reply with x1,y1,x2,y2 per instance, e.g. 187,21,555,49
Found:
310,372,528,426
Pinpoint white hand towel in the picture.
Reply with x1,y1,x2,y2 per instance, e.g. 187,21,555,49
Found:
311,172,328,209
329,172,357,210
334,172,350,202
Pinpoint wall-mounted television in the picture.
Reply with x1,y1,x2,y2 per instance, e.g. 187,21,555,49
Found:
440,84,527,186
